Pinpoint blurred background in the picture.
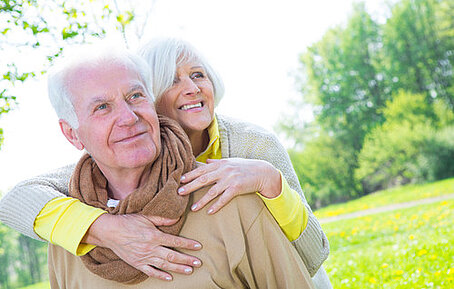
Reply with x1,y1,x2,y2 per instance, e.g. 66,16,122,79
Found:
0,0,453,288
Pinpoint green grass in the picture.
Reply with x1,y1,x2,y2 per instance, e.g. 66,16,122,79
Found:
17,282,50,289
314,177,454,219
322,199,454,288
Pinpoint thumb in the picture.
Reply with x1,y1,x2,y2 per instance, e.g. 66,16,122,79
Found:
146,215,180,226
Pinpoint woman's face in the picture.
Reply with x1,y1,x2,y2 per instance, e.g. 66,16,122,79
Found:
155,61,215,137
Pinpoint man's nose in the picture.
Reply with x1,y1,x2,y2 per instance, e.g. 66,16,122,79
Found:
117,102,139,126
181,77,200,96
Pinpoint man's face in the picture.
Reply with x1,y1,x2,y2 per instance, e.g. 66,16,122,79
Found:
64,62,161,173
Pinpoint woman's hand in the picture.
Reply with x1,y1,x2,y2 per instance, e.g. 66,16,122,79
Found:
82,214,202,281
178,158,282,214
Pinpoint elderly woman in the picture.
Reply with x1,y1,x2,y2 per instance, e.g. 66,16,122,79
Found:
43,44,315,288
0,39,330,287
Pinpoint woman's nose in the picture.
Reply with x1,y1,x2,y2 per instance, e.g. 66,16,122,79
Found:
181,77,200,96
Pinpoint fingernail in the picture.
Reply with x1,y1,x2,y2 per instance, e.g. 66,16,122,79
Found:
178,187,185,194
207,208,214,214
180,175,186,181
193,260,201,266
191,204,198,211
194,243,202,249
165,276,172,281
184,267,192,274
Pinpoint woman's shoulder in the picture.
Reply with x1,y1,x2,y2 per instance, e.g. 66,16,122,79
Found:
216,114,276,139
216,114,285,158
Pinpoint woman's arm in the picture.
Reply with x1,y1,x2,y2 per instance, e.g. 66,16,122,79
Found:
0,165,203,281
0,164,74,240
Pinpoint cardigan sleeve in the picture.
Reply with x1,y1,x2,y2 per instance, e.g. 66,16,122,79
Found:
217,115,329,277
0,164,75,241
248,133,329,276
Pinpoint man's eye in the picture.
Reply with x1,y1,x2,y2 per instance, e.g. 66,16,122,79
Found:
96,104,107,111
131,93,142,99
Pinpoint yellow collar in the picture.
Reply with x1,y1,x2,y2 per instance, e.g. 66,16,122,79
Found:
196,116,222,163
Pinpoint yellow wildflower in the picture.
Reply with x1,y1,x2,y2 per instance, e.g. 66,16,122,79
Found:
417,249,428,256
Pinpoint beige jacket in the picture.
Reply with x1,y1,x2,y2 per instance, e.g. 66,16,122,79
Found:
49,187,315,289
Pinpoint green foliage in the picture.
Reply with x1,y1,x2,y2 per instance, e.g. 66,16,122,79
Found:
356,91,454,192
382,0,454,106
17,282,49,289
0,0,142,149
282,0,454,205
323,199,454,288
0,221,48,289
289,134,360,209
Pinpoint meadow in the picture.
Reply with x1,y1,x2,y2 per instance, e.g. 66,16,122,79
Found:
314,178,454,219
320,179,454,288
14,179,454,289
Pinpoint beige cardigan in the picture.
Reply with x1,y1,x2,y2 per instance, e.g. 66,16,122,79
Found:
49,187,315,289
0,114,329,279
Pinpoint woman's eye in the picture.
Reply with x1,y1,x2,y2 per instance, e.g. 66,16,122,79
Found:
191,72,204,79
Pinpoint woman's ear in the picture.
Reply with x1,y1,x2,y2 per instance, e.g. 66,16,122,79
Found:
59,120,84,150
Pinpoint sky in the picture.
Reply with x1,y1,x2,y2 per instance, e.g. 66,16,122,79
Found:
0,0,392,192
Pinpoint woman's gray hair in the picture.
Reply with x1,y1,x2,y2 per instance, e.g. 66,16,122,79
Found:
138,38,225,106
48,43,153,128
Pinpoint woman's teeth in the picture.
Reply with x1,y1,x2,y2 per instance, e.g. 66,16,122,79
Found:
180,102,202,111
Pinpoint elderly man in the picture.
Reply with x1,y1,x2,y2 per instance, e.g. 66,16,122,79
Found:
32,45,316,288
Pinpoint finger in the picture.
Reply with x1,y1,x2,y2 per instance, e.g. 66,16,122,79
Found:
162,247,202,269
205,158,222,164
207,187,238,214
178,171,220,196
180,162,220,184
147,254,196,275
190,183,225,211
145,215,179,226
137,264,173,281
159,233,202,251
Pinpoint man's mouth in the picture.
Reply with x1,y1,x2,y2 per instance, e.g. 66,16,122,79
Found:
115,131,147,143
179,102,203,111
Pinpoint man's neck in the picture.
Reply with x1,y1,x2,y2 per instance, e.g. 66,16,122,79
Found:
99,166,146,200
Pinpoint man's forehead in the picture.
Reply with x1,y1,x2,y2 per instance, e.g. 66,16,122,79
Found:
67,63,147,104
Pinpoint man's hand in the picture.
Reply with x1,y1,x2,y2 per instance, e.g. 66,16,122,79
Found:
82,214,202,281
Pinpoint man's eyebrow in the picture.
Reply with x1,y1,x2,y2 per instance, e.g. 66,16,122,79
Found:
127,84,146,94
88,96,109,107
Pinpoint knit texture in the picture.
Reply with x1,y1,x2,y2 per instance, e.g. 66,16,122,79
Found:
68,115,194,284
216,114,330,277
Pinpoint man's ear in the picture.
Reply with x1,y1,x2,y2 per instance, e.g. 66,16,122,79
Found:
59,120,84,150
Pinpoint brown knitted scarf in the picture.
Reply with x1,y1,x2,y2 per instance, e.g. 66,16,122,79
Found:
69,115,195,284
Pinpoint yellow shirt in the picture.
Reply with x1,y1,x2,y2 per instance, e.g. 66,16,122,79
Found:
34,117,307,255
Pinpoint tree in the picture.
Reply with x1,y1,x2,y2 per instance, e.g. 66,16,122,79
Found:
382,0,454,107
282,0,454,205
0,0,154,149
356,91,454,192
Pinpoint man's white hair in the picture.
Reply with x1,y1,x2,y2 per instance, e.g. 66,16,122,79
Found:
48,42,153,128
138,38,225,107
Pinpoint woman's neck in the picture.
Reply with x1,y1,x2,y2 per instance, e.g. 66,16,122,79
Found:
187,129,210,157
